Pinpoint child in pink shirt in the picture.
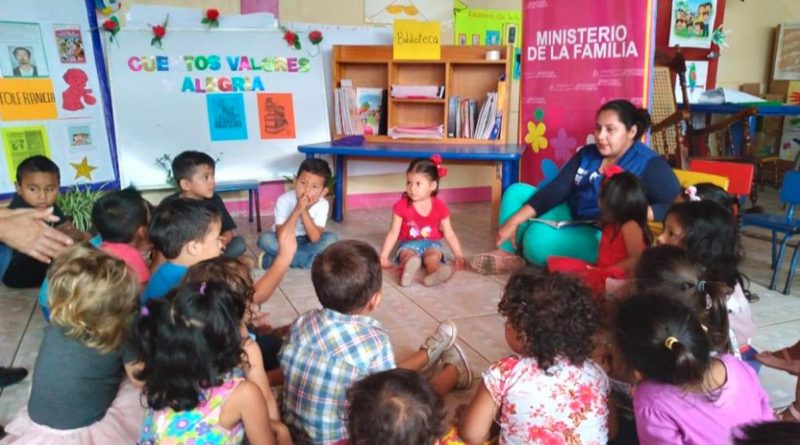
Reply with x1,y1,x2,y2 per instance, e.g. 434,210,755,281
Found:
617,293,773,444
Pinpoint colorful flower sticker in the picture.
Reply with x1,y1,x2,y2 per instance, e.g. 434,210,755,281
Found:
524,121,549,153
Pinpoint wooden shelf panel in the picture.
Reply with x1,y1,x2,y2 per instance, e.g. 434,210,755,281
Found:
332,45,509,63
448,63,507,105
391,63,445,86
331,134,507,145
449,60,508,65
390,102,444,128
336,63,388,88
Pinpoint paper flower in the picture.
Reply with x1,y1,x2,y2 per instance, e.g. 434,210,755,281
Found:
150,15,168,48
202,8,220,28
524,121,548,153
550,128,576,163
102,16,120,42
308,30,323,45
280,26,301,49
711,26,730,48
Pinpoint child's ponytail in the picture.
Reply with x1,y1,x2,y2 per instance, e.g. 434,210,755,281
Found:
701,279,733,354
617,293,712,387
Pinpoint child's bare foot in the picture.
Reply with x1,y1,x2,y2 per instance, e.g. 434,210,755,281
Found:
400,256,422,286
423,264,454,287
469,249,525,275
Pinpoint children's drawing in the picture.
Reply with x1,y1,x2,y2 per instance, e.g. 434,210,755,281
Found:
365,0,450,24
668,0,717,48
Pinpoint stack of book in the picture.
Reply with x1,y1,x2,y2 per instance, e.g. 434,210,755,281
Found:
334,79,387,136
390,85,445,99
388,124,444,139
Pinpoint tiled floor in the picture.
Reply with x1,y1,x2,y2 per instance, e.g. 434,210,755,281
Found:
1,189,800,426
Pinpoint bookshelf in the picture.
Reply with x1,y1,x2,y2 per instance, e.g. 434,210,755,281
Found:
332,45,512,144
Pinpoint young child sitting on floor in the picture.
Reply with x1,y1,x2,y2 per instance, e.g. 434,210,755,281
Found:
616,293,773,444
135,281,278,445
38,187,151,320
280,240,471,445
454,269,610,444
0,244,144,444
379,156,466,287
2,155,84,288
547,169,649,299
346,369,445,445
165,150,248,260
140,198,222,303
257,158,338,269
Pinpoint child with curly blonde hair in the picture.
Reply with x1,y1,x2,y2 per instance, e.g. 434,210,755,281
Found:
1,243,144,444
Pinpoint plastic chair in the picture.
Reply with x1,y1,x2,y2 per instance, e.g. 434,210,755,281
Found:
740,171,800,294
689,159,755,211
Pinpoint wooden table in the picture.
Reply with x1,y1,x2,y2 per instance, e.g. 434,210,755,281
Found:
297,142,525,227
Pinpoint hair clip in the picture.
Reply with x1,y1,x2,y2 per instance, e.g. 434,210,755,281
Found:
685,186,701,202
604,165,625,178
696,280,706,294
705,294,712,310
664,336,679,351
199,281,207,295
140,305,150,317
429,154,447,178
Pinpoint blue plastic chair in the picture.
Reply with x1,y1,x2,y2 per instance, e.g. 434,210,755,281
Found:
741,171,800,294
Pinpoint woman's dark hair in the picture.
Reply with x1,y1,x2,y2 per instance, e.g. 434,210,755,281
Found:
499,269,598,369
133,280,246,411
616,292,712,387
635,245,732,354
665,200,756,302
403,158,440,202
733,421,800,445
600,172,651,245
346,369,445,445
598,99,652,140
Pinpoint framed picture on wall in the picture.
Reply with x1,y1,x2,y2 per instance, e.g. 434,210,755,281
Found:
773,23,800,81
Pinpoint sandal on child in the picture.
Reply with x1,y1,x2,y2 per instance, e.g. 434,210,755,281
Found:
756,348,800,376
468,251,525,275
423,265,454,287
400,256,422,287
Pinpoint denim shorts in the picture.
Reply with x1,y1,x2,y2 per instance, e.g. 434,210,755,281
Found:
394,239,447,263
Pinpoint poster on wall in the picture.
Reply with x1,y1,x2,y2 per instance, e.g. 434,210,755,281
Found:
0,0,118,196
107,28,330,188
519,0,656,184
779,81,800,161
453,2,521,48
773,23,800,81
675,60,709,104
365,0,451,24
667,0,717,49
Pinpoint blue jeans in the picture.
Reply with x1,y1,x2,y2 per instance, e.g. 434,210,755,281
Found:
0,244,12,282
257,231,339,269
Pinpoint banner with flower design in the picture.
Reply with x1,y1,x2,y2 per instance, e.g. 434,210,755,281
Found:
519,0,655,184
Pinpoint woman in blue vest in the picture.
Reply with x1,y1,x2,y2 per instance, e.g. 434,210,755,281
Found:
471,99,680,273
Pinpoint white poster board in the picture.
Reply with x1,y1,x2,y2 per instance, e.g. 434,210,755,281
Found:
106,27,330,188
0,0,117,196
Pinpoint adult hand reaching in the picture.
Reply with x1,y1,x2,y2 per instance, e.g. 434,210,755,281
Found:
495,220,520,248
0,208,73,263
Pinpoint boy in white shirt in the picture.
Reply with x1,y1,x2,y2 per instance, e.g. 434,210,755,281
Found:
258,159,338,269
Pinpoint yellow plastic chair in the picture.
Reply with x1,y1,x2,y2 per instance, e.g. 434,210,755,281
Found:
648,169,730,238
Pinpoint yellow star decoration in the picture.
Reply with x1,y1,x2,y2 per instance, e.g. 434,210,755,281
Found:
524,121,549,153
71,157,97,180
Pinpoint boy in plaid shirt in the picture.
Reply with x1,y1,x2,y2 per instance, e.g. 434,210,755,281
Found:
280,240,472,445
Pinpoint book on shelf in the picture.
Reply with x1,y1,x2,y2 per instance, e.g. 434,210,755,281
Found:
355,87,384,136
528,219,598,229
378,89,388,136
447,95,459,138
390,85,445,99
388,124,444,139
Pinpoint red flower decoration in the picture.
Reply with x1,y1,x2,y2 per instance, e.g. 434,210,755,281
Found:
281,28,300,49
309,30,323,45
102,17,120,42
152,25,166,38
202,8,220,28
